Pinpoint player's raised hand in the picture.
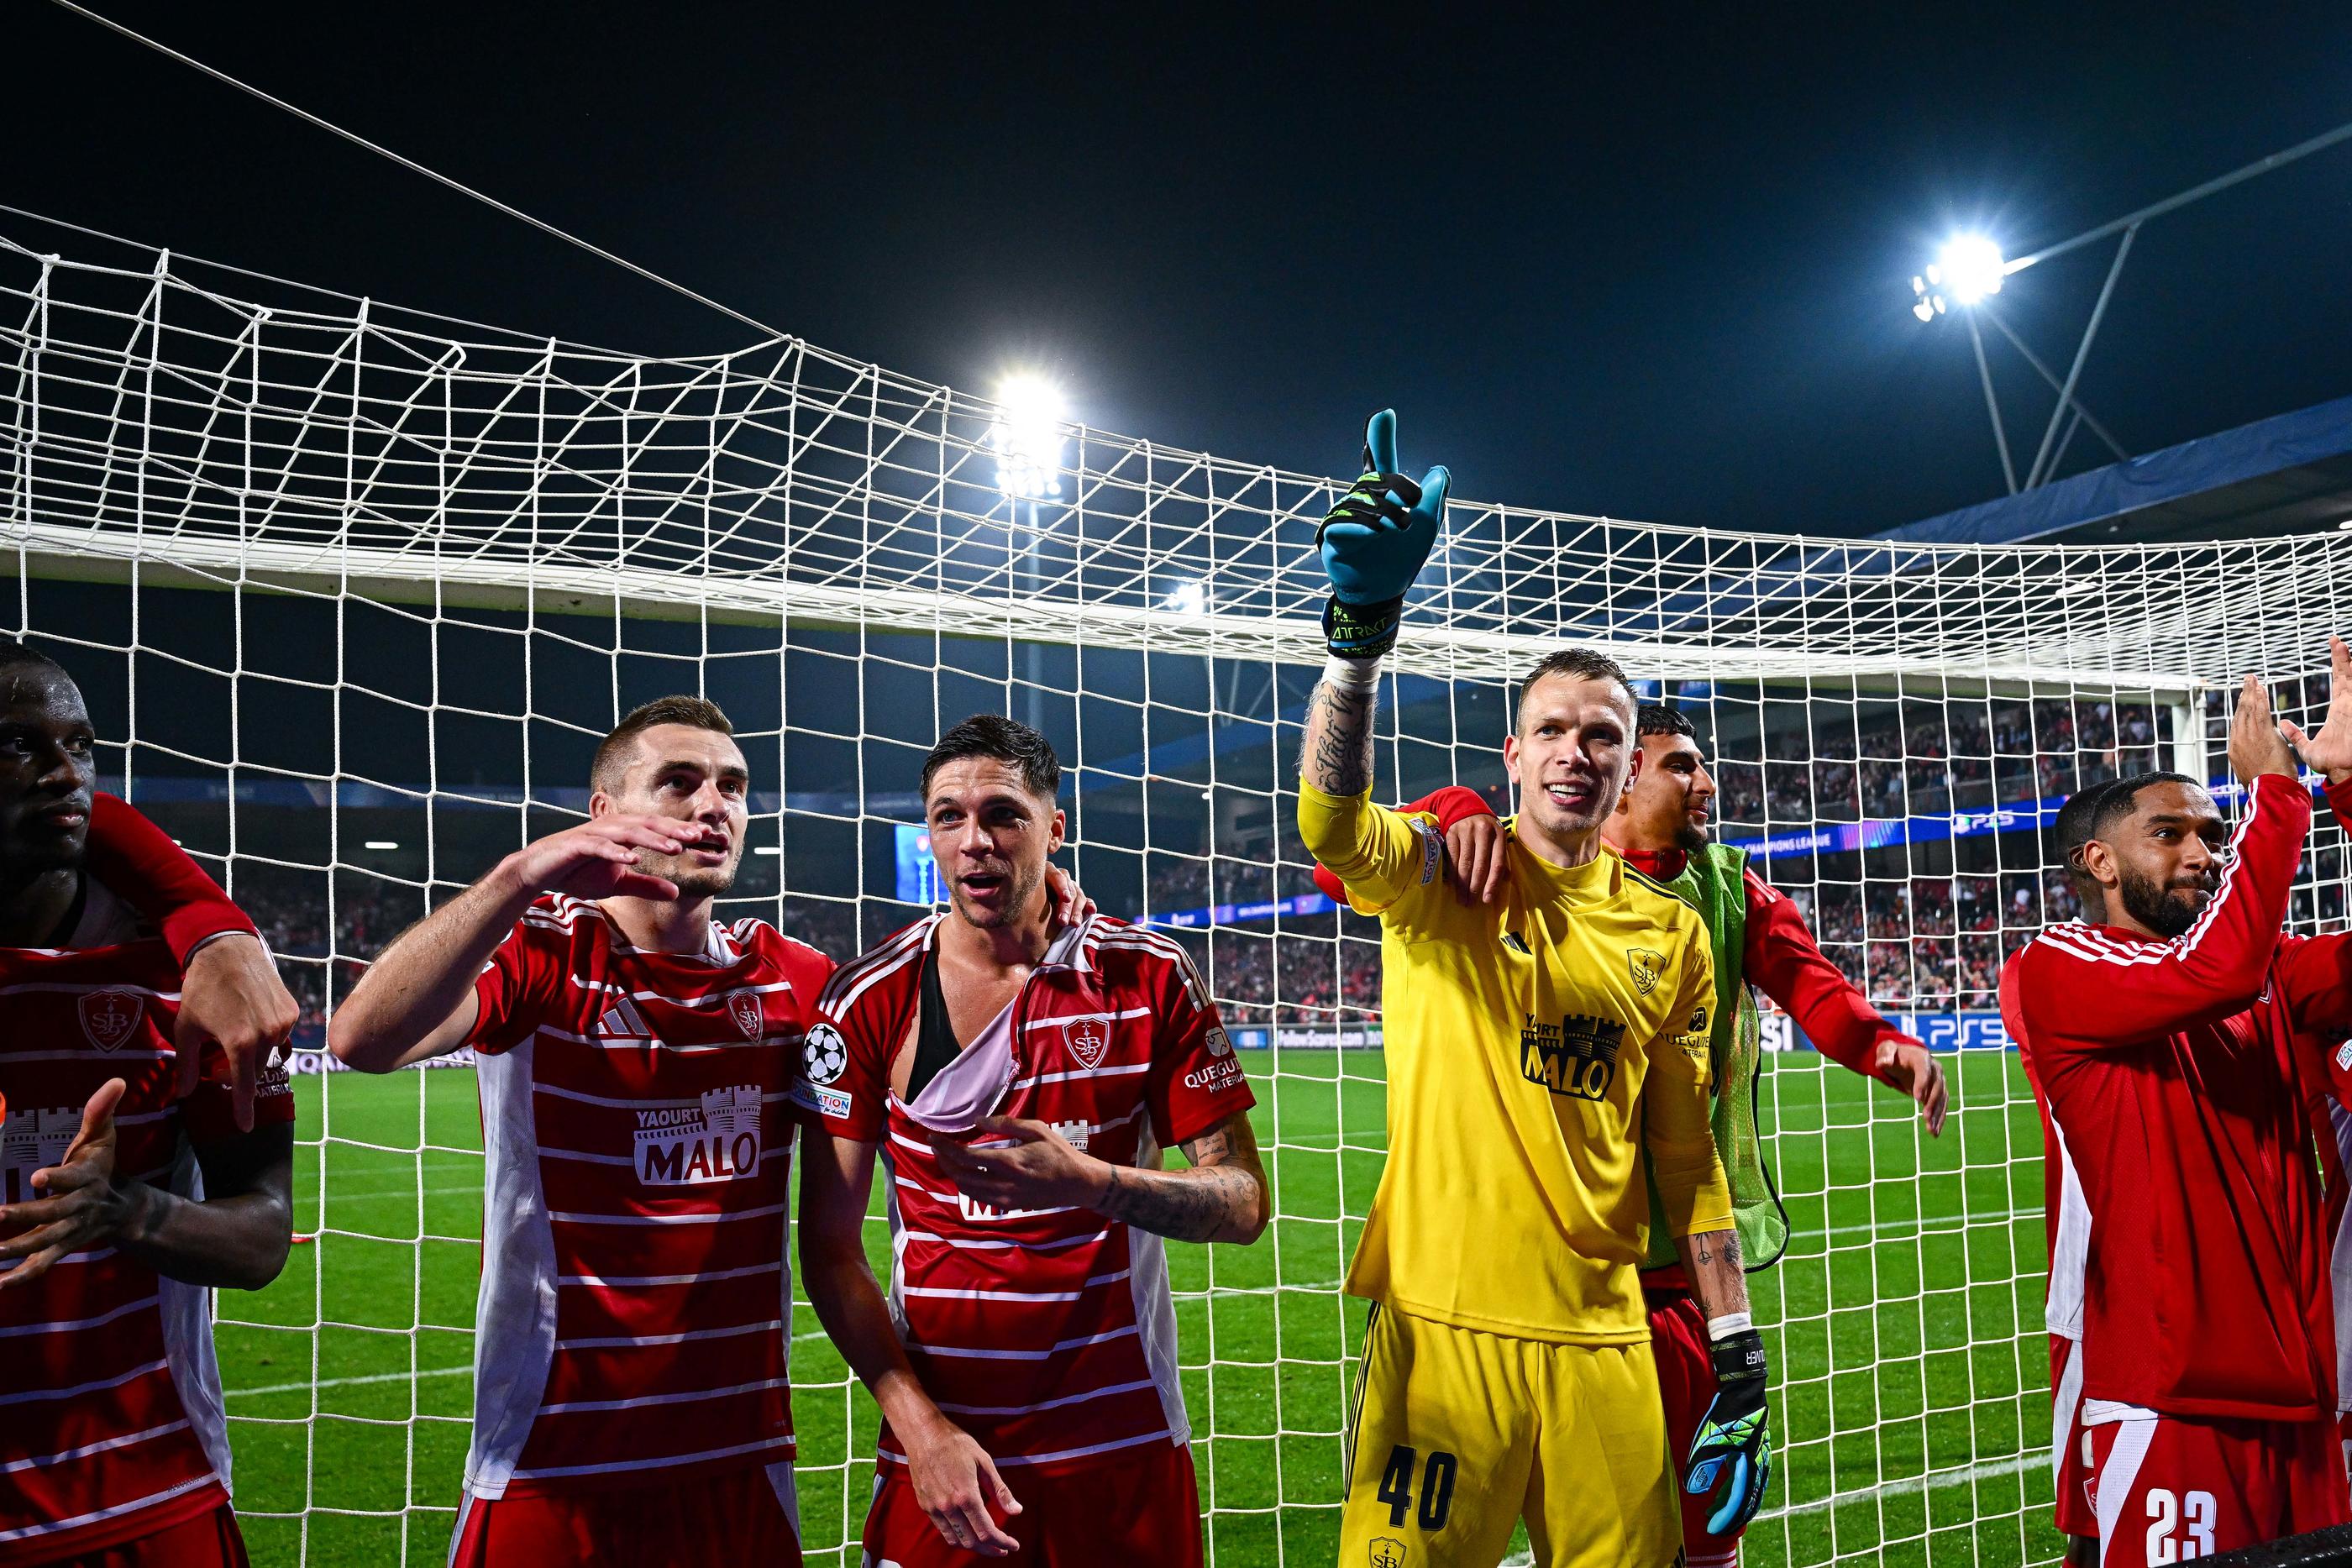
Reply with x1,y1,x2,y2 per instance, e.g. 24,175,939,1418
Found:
1043,863,1097,924
1315,409,1450,660
501,815,696,902
2280,636,2352,784
1443,811,1509,906
2227,674,2300,788
1872,1036,1948,1136
173,933,300,1132
898,1414,1023,1556
0,1078,132,1290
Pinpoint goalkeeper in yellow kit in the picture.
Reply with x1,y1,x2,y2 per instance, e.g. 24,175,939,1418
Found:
1299,412,1769,1567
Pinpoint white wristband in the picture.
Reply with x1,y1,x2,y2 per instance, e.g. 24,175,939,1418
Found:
1706,1312,1753,1341
1322,653,1383,694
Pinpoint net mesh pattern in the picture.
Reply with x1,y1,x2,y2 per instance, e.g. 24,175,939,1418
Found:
5,225,2349,1566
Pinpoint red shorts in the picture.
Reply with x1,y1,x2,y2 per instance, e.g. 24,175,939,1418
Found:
2079,1408,2349,1564
1648,1288,1740,1567
2050,1335,2095,1539
26,1504,248,1568
449,1461,801,1567
863,1441,1201,1568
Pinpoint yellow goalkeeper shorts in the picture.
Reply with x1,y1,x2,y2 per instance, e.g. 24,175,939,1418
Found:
1340,1303,1682,1568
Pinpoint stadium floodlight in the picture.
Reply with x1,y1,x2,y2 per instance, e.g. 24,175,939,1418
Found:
1912,235,2008,322
989,374,1067,500
1163,579,1207,616
363,839,398,850
1941,236,2007,304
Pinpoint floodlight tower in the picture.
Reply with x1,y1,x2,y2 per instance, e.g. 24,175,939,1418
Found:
1910,117,2352,496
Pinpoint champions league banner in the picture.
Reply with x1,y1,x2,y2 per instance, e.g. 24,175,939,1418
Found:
1231,1014,2017,1052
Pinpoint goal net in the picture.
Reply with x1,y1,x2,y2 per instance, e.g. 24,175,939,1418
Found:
4,219,2347,1567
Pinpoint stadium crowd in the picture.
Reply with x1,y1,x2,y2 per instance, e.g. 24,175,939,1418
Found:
221,679,2350,1036
1710,695,2170,827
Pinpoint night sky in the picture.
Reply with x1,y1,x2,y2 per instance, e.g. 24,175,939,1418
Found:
9,3,2351,538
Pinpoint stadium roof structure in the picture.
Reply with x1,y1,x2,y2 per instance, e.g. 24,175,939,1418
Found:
1879,392,2352,548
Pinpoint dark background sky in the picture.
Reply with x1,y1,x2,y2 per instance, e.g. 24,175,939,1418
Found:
8,3,2350,538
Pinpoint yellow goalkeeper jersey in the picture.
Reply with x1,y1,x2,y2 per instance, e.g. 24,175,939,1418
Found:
1299,780,1733,1345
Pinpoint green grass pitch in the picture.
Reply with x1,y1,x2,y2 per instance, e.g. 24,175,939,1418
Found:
213,1047,2063,1566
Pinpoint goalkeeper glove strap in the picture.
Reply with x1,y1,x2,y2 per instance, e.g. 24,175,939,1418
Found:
1323,593,1404,661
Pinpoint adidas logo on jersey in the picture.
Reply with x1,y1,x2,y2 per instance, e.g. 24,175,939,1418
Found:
597,995,652,1041
1520,1012,1627,1102
633,1084,764,1186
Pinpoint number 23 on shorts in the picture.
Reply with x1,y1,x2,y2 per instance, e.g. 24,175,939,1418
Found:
2139,1488,2215,1564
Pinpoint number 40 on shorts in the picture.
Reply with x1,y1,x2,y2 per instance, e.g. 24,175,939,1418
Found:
1375,1445,1458,1531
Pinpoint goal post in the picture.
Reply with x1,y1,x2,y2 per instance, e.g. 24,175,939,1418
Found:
4,222,2347,1568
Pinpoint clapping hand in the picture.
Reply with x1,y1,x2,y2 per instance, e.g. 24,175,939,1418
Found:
2281,636,2352,784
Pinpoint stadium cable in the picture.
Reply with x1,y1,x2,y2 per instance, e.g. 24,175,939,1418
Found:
0,207,644,358
45,0,787,342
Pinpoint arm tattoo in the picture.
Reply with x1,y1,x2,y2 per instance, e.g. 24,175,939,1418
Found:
1300,679,1377,797
1094,1123,1268,1244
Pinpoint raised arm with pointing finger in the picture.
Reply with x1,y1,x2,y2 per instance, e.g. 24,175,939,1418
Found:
328,697,828,1565
327,811,698,1071
1296,412,1768,1565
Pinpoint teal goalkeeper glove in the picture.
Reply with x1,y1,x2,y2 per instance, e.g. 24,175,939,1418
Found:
1315,408,1449,659
1684,1324,1772,1536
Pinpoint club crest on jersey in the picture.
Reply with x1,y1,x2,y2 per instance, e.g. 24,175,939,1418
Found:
1520,1011,1627,1102
1369,1539,1407,1568
77,989,144,1054
1627,947,1665,996
1063,1016,1110,1072
634,1084,763,1186
727,989,765,1041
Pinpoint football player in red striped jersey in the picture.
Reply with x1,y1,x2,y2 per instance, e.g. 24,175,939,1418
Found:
330,695,829,1565
0,642,298,1568
798,714,1268,1565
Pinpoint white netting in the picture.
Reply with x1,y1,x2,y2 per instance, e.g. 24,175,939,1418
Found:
5,220,2349,1566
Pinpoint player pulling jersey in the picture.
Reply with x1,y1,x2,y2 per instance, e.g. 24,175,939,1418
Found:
0,889,296,1566
804,915,1255,1564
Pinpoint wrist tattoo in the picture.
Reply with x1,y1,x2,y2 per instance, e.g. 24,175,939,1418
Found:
1303,679,1377,797
1093,1162,1259,1244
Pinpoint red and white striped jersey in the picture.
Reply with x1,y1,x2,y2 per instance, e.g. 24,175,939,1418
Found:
794,912,1255,1477
0,887,296,1565
2003,774,2352,1424
459,894,832,1501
